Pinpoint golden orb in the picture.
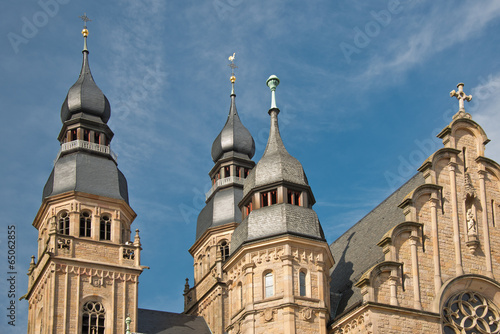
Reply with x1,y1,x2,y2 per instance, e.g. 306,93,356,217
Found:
230,75,236,83
82,28,89,37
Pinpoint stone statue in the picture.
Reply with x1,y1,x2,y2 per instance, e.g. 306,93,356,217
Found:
467,209,477,235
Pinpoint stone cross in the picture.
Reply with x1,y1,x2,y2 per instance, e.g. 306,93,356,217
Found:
450,83,472,112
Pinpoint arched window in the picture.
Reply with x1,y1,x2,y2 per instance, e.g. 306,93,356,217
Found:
58,211,70,235
238,283,244,310
264,272,274,298
80,212,92,237
82,301,105,334
220,240,229,261
99,215,111,241
442,291,500,333
299,271,307,297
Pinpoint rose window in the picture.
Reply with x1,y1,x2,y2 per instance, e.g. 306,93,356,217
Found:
442,291,500,334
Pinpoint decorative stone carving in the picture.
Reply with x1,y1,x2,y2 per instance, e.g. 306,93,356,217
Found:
301,307,313,321
261,308,277,322
464,173,476,200
467,209,477,236
91,276,103,287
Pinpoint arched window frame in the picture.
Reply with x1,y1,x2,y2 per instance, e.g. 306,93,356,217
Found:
205,246,211,273
219,240,229,261
81,300,106,334
80,211,92,238
99,214,112,241
298,269,310,297
58,211,70,235
237,282,244,310
263,271,274,298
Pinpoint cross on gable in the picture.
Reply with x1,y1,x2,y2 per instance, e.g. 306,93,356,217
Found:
450,83,472,112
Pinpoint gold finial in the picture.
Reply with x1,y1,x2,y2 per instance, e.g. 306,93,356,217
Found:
79,13,91,50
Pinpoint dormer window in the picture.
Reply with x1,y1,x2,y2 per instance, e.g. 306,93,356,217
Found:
261,189,277,207
287,190,301,206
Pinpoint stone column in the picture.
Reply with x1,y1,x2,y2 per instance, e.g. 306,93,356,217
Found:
409,234,422,310
449,162,464,275
430,197,442,293
389,273,398,306
281,244,295,334
479,170,493,278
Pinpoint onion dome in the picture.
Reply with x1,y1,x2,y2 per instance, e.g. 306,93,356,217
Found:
60,28,110,124
211,76,255,162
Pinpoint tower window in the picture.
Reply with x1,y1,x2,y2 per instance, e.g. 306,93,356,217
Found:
287,190,301,206
58,211,70,235
245,202,253,216
236,166,241,178
82,301,105,334
244,168,249,178
99,215,111,241
94,132,101,145
264,272,274,298
224,166,231,177
238,283,243,310
492,200,496,227
261,189,277,207
83,129,90,142
71,129,77,141
220,240,229,261
463,147,467,171
80,212,92,237
261,192,269,207
299,271,307,297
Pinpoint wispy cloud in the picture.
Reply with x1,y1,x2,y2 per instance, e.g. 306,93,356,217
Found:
349,1,500,88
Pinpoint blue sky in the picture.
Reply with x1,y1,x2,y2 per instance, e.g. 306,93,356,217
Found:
1,0,500,332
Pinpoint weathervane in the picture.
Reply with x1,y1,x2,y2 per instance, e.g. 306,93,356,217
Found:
79,13,91,51
228,52,237,93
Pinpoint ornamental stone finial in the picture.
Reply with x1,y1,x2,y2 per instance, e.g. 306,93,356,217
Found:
450,83,472,116
266,75,280,109
125,316,131,334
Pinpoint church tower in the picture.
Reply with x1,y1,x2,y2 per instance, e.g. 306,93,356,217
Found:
223,76,335,334
24,20,143,334
183,56,256,333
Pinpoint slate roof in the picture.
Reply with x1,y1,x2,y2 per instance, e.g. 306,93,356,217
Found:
329,173,425,319
211,93,255,162
196,186,243,240
243,109,308,198
231,203,325,252
43,152,129,203
137,309,211,334
61,49,110,124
